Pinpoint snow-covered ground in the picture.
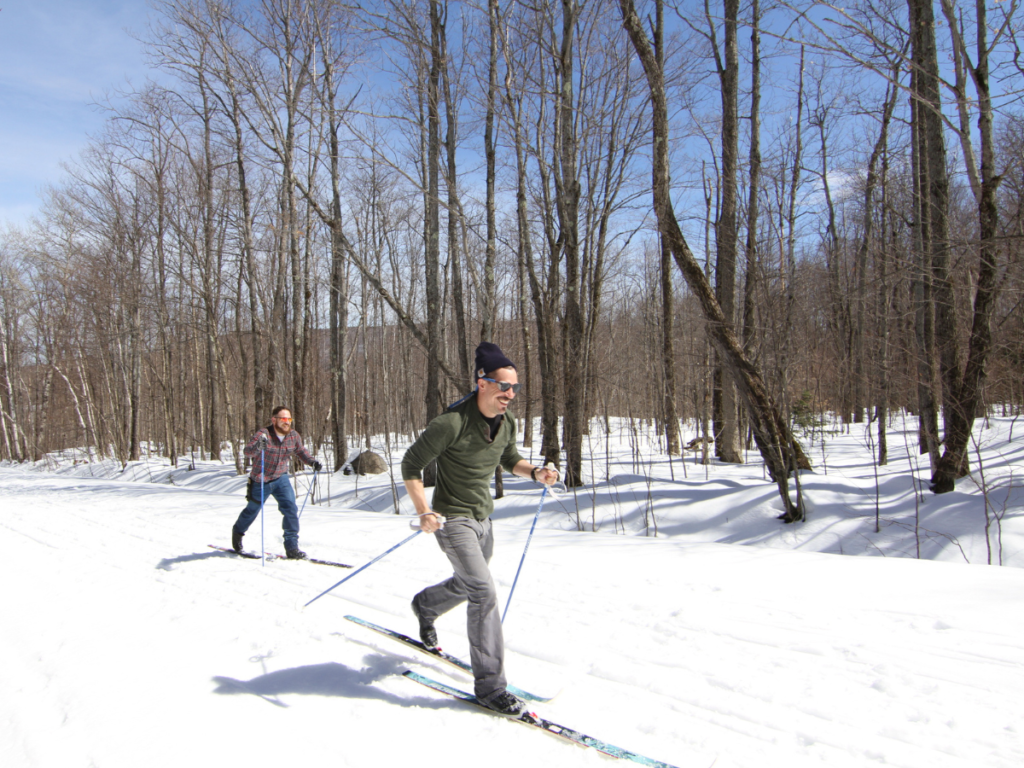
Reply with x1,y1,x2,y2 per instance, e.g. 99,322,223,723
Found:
2,414,1022,768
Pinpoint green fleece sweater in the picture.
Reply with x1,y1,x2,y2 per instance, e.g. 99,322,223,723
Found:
401,394,524,521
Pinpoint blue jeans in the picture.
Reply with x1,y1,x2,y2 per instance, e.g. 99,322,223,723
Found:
233,475,299,547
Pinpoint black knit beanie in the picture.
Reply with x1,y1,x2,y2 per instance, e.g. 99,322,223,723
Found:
474,342,516,377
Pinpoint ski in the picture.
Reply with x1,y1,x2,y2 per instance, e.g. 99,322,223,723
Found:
403,670,681,768
298,555,353,569
345,615,552,702
209,544,285,561
208,545,352,569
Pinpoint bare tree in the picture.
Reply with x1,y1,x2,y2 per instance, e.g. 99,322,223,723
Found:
707,0,744,463
621,0,810,520
931,0,1010,491
0,232,29,462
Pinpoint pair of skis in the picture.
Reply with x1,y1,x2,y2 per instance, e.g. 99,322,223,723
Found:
215,550,683,765
344,615,547,703
345,615,682,768
208,544,352,569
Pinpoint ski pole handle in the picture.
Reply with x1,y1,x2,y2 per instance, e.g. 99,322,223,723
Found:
536,463,566,496
408,513,446,531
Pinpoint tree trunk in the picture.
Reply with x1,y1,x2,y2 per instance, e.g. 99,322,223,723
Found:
909,0,943,469
557,0,586,487
741,0,762,362
439,6,470,377
425,0,443,424
481,0,500,348
711,0,743,463
500,14,561,470
932,0,1002,492
868,79,899,465
660,232,680,456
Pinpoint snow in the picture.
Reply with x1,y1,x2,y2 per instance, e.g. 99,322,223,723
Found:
2,414,1023,768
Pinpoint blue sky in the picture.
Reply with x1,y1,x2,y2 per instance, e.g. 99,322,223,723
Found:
0,1,155,226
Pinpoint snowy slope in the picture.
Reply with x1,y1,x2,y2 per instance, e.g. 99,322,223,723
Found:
2,416,1022,768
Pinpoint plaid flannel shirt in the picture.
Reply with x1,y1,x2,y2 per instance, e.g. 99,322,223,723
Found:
244,426,315,482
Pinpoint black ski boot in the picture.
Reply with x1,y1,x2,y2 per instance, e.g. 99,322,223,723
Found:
411,598,438,648
482,690,526,718
232,529,244,553
285,546,307,560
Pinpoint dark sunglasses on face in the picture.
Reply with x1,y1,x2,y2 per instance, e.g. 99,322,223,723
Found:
275,417,293,423
480,377,522,394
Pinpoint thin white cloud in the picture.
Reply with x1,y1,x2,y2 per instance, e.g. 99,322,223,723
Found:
0,1,148,94
0,203,41,228
0,1,154,226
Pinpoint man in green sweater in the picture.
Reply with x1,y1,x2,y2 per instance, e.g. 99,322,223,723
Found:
402,342,558,717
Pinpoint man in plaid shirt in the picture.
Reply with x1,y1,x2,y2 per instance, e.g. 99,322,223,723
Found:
231,406,322,559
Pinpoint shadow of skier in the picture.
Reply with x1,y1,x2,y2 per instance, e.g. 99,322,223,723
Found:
211,654,453,711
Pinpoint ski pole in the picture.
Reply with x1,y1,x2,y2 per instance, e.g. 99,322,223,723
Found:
260,446,267,567
502,468,558,624
298,469,318,519
304,529,422,608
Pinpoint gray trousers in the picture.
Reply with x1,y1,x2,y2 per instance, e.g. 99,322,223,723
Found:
413,516,506,702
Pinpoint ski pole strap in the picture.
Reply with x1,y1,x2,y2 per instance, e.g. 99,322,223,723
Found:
502,484,548,624
532,463,565,496
304,530,422,608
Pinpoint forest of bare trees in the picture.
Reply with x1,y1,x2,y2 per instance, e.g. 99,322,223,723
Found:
2,0,1023,519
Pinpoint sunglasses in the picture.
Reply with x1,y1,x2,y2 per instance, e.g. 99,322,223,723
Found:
274,417,293,423
480,377,522,394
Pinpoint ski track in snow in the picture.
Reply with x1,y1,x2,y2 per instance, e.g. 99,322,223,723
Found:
2,417,1023,767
